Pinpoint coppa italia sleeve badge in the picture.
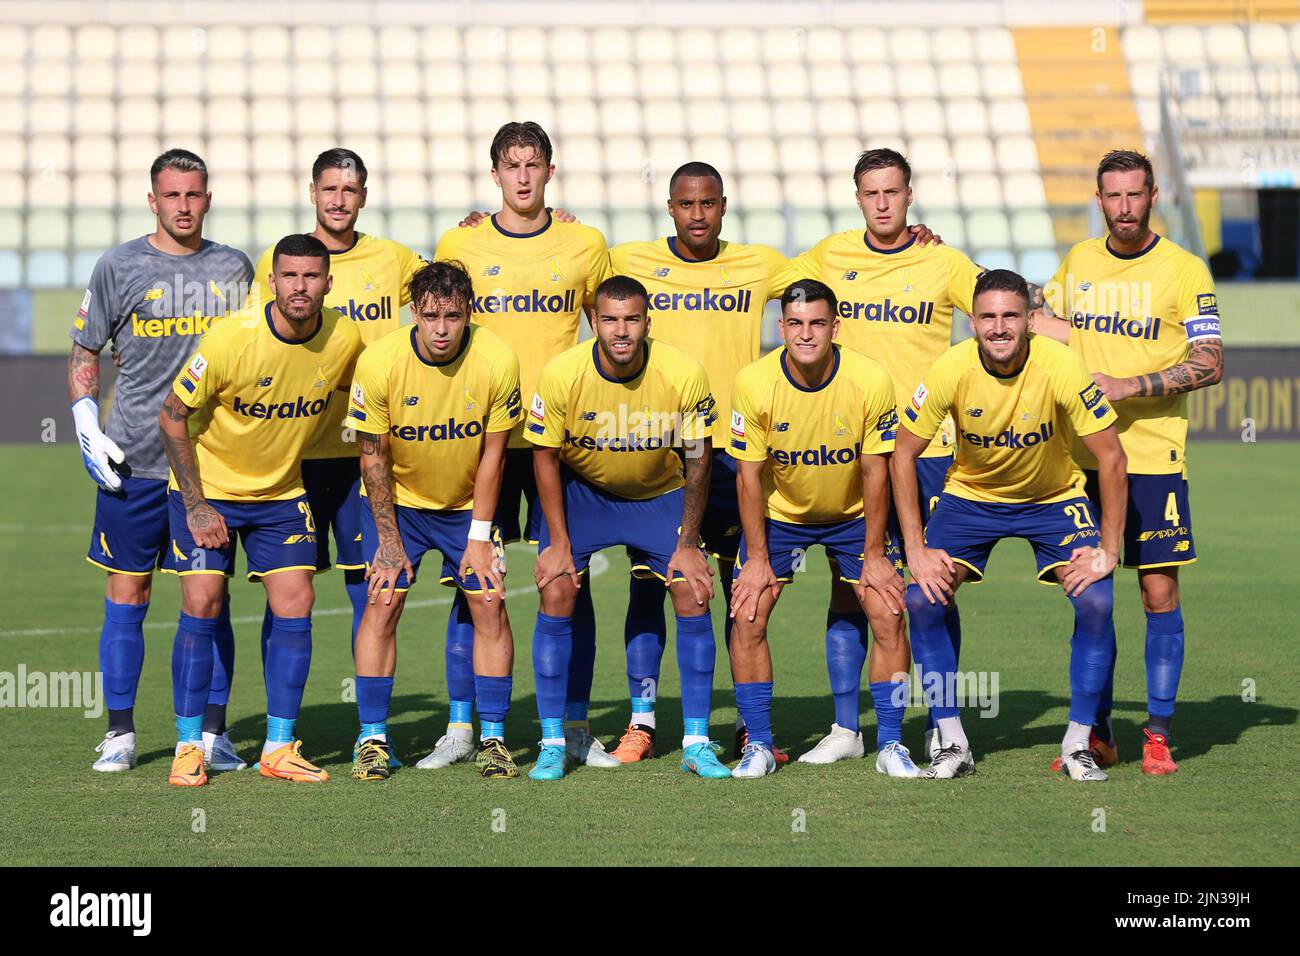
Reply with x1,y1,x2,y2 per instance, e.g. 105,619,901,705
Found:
529,394,546,421
730,410,745,438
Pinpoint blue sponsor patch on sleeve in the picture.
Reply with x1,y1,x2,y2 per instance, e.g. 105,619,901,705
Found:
904,406,917,422
875,409,899,434
525,421,545,435
350,409,366,422
881,429,897,442
1197,293,1218,316
179,377,195,393
1078,383,1104,410
1093,404,1111,419
730,439,747,451
1186,316,1221,340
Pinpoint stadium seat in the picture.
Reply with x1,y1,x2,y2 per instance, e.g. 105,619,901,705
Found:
646,136,688,184
72,209,116,249
643,100,686,138
605,136,647,174
903,99,946,137
0,25,26,58
784,173,832,209
966,209,1011,248
989,99,1032,135
806,26,846,61
1019,248,1060,281
1162,26,1206,64
995,134,1043,174
830,209,863,234
745,211,787,249
379,25,420,61
205,25,246,60
610,209,654,246
249,26,289,61
811,64,852,101
973,26,1016,62
732,99,775,136
30,98,73,136
933,27,975,63
32,24,72,59
203,210,252,251
512,97,557,131
1123,26,1163,62
820,136,861,177
913,172,958,209
293,60,334,98
26,210,70,250
640,63,682,100
0,135,22,172
387,209,430,250
115,60,158,99
72,135,116,175
253,210,300,248
1205,25,1247,63
946,99,989,137
600,98,644,137
919,209,966,248
790,209,831,250
889,27,932,63
724,63,766,100
981,62,1024,99
383,98,424,137
896,64,939,99
1010,209,1055,248
27,251,70,287
590,27,632,62
30,134,72,174
293,25,334,60
762,26,803,64
0,251,20,286
427,99,469,137
718,28,760,64
471,64,511,100
859,99,904,138
769,63,810,100
205,97,248,136
954,135,996,174
608,173,653,207
910,135,953,174
633,27,675,64
773,100,815,138
28,172,69,208
558,98,600,137
505,27,548,61
116,137,162,178
471,98,516,137
685,100,729,138
434,135,474,174
1247,23,1291,61
251,172,297,209
431,173,475,208
72,249,101,286
464,26,506,61
1127,61,1161,100
553,63,595,100
549,26,591,62
852,63,897,100
1003,172,1047,208
420,26,461,60
72,60,113,98
203,61,247,97
117,209,156,242
972,248,1015,272
386,136,428,174
423,62,466,98
738,173,783,209
161,98,205,139
558,175,606,209
938,63,983,99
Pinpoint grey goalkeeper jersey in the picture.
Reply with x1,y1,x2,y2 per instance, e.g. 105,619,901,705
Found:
70,236,254,481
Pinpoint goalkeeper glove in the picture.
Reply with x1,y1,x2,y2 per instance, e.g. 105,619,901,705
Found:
72,397,125,492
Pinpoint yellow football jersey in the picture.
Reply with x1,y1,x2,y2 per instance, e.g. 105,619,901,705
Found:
903,336,1118,504
525,338,714,500
790,230,983,458
254,233,427,460
343,325,522,512
611,237,799,445
728,346,897,524
1046,234,1221,475
171,303,363,501
435,213,613,449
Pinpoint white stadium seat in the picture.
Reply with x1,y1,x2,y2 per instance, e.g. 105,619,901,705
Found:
633,28,675,64
730,100,773,137
816,99,860,137
558,174,606,209
735,136,778,172
995,135,1040,173
772,99,815,138
680,28,720,64
946,99,989,136
161,97,205,139
29,171,70,207
847,28,888,62
1162,26,1206,64
737,173,783,208
512,96,556,131
643,100,686,138
1122,26,1163,63
1003,172,1048,208
810,63,852,100
205,25,246,60
888,27,932,63
470,98,512,136
383,99,425,136
791,209,831,249
293,26,334,60
902,99,945,137
250,27,290,61
556,98,599,137
896,63,939,98
973,27,1016,63
768,63,810,99
806,28,847,62
504,28,548,61
208,135,250,175
779,137,822,175
115,136,161,177
639,63,682,100
549,27,591,62
379,25,420,61
784,174,832,209
910,135,953,174
423,62,466,98
421,26,462,60
73,96,115,136
762,27,804,64
646,136,688,184
973,247,1016,271
553,63,595,100
469,64,510,99
1205,24,1248,63
961,170,1004,209
989,99,1032,135
431,173,474,208
32,25,72,58
0,58,24,97
1011,210,1056,249
981,62,1024,99
590,27,632,61
427,99,469,136
388,209,431,250
610,209,654,245
852,63,897,101
1019,248,1060,281
596,63,638,99
604,136,647,174
465,26,508,61
608,173,653,206
293,61,334,98
725,63,767,100
118,97,160,136
434,135,474,174
0,26,26,58
938,63,982,98
71,209,116,249
73,135,116,174
681,63,724,99
1246,23,1289,61
717,28,760,64
27,210,70,249
203,61,247,97
859,99,904,138
599,98,644,137
386,136,427,173
954,135,996,174
0,135,22,172
932,27,975,63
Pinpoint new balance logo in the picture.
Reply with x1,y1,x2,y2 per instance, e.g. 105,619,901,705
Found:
653,267,670,277
483,265,501,276
257,376,273,387
402,395,419,406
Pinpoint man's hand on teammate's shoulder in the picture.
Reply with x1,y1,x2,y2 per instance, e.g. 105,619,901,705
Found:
666,544,715,607
730,554,781,622
367,539,412,606
185,501,229,551
462,538,506,603
906,545,956,606
535,541,580,591
857,552,905,616
909,223,943,246
1060,545,1118,598
458,207,577,228
1091,371,1138,402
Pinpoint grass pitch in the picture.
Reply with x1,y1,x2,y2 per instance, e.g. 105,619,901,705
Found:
1,441,1296,866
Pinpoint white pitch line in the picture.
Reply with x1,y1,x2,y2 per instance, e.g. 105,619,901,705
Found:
0,549,610,638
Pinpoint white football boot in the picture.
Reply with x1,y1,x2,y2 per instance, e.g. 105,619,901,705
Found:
1060,748,1108,782
203,731,248,771
924,726,942,762
732,741,778,778
416,732,476,769
923,743,976,779
797,723,866,764
92,731,136,772
875,741,922,778
565,726,622,768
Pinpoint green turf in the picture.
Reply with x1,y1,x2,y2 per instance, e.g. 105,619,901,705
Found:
1,442,1297,866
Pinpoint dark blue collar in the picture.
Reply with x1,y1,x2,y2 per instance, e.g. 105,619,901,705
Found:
780,346,840,392
667,236,722,263
1105,233,1160,260
591,338,649,384
864,231,916,255
264,301,322,345
410,324,471,368
491,210,553,239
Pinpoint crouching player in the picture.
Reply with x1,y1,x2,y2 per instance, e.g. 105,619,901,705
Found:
729,279,914,779
524,275,728,780
158,234,363,785
892,269,1127,782
343,260,522,780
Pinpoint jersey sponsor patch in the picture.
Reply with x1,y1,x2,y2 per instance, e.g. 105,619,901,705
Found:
911,382,928,410
351,382,365,409
78,289,91,317
185,353,207,382
1197,293,1218,316
1078,383,1104,411
529,393,545,422
730,410,745,438
875,408,899,438
1185,315,1222,340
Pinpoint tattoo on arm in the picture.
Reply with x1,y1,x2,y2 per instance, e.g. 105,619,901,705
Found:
1133,340,1223,398
360,440,403,566
68,343,101,402
159,393,205,510
1026,282,1046,312
679,447,710,545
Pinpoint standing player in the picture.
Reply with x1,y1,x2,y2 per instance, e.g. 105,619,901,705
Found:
431,121,615,771
524,275,728,781
586,161,800,762
728,279,914,778
343,261,522,780
71,149,252,774
253,149,426,678
1032,150,1223,774
158,234,362,786
790,148,984,762
893,270,1127,782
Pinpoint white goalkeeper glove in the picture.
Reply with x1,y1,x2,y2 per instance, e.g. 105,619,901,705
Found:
72,397,125,492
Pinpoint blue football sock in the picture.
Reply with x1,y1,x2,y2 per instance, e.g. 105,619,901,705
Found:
205,598,234,734
356,675,393,733
870,680,907,748
907,585,959,719
345,570,368,657
626,577,667,714
1145,607,1184,722
171,613,217,740
445,590,477,723
676,613,715,729
565,701,589,724
265,614,312,722
475,674,512,736
719,564,735,649
923,603,963,733
266,714,295,745
449,699,474,726
259,602,273,680
532,612,572,724
1096,615,1117,721
1067,578,1115,727
826,610,868,732
734,682,774,747
100,599,147,722
566,583,597,712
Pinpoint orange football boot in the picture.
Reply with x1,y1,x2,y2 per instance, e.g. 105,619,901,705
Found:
168,743,208,787
259,740,330,783
1050,732,1118,772
609,724,655,763
1141,728,1179,775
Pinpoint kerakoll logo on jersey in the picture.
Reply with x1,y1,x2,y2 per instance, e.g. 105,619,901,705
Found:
474,289,577,314
1069,311,1161,341
645,289,753,313
133,314,218,337
336,297,394,322
838,298,935,324
960,421,1056,449
390,418,484,442
232,395,329,420
770,442,862,466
